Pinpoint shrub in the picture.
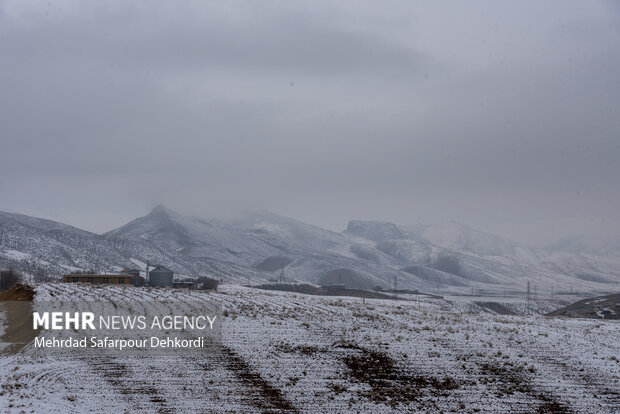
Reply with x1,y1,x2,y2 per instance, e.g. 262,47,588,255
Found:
0,269,22,292
33,268,53,283
196,276,219,291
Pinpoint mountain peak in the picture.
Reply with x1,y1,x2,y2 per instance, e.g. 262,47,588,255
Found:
149,205,169,215
145,205,178,222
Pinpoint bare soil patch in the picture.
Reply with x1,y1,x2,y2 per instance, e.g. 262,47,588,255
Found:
475,301,517,315
477,360,571,413
88,357,172,413
215,345,298,413
256,283,397,300
0,284,35,301
339,345,459,408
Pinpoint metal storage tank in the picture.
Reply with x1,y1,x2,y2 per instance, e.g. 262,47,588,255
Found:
149,265,173,287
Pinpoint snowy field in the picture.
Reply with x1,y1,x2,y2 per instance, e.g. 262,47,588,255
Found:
0,283,618,413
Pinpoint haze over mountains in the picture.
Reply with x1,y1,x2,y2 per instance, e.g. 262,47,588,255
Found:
1,206,619,294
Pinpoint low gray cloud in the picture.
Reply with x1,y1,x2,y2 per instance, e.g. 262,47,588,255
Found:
0,0,619,245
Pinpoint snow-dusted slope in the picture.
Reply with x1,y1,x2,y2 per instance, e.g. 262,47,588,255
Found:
0,210,129,275
0,209,263,283
345,220,620,293
1,283,618,413
546,234,620,257
104,206,408,288
1,208,620,294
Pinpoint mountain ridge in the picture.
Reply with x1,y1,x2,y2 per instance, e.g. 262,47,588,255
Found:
1,206,619,293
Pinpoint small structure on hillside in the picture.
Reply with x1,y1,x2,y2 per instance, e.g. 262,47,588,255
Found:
121,268,145,286
148,265,174,287
62,274,136,285
121,268,141,277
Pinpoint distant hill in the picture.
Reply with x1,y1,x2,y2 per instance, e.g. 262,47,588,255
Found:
317,268,375,290
546,235,620,257
547,293,620,319
1,207,620,294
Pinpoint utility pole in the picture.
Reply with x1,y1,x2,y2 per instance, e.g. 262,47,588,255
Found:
526,280,531,315
145,262,150,286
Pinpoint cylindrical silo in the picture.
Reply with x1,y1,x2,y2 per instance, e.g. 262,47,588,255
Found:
149,265,174,287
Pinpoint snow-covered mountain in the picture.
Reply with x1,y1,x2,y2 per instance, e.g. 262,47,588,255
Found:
347,220,620,292
546,234,620,257
1,207,619,294
104,206,403,287
0,208,261,282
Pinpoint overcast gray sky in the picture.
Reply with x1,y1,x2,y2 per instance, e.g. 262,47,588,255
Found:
1,0,619,246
